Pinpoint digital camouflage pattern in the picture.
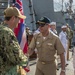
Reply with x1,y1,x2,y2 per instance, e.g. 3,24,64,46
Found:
66,27,73,48
0,25,28,75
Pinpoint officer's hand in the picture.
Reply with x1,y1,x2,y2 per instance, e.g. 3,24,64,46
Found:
20,67,26,75
17,66,26,75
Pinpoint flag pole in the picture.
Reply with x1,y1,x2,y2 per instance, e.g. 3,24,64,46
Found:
8,0,10,8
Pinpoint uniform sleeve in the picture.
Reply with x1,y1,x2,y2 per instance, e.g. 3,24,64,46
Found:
55,37,65,55
0,29,27,67
29,35,36,50
59,33,62,40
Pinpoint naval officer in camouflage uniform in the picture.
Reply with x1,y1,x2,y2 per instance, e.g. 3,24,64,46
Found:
0,7,27,75
28,17,65,75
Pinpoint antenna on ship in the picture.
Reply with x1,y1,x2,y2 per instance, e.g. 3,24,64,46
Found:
61,0,64,12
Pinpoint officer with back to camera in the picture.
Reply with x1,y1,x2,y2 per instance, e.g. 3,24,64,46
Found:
0,7,27,75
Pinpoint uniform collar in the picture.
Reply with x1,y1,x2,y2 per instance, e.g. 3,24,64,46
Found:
38,31,53,39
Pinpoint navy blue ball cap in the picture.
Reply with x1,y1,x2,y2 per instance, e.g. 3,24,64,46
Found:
36,16,51,24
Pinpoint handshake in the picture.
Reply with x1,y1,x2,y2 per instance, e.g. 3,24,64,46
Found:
17,65,26,75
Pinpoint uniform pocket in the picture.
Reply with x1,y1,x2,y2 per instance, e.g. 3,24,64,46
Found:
36,41,41,48
36,44,41,48
46,43,54,50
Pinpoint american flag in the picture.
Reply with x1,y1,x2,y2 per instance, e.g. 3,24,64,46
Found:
13,0,28,54
12,0,30,72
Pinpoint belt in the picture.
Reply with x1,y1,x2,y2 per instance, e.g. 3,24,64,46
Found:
38,60,54,65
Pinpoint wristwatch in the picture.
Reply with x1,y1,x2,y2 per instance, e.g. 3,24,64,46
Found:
61,69,66,73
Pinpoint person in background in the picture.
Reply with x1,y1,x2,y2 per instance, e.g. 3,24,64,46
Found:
26,27,33,45
28,16,65,75
33,28,40,35
0,7,27,75
26,27,32,35
59,25,68,66
68,26,73,48
66,24,73,61
66,24,73,48
73,42,75,75
50,22,57,35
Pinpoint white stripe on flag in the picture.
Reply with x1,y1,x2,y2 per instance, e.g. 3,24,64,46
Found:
20,30,26,50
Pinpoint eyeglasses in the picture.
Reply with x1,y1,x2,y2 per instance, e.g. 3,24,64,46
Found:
4,17,12,21
38,24,46,27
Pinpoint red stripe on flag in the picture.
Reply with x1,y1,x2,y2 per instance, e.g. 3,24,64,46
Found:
16,0,22,5
14,23,20,37
23,42,28,54
13,0,30,72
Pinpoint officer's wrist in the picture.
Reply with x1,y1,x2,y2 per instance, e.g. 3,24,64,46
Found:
61,69,66,73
